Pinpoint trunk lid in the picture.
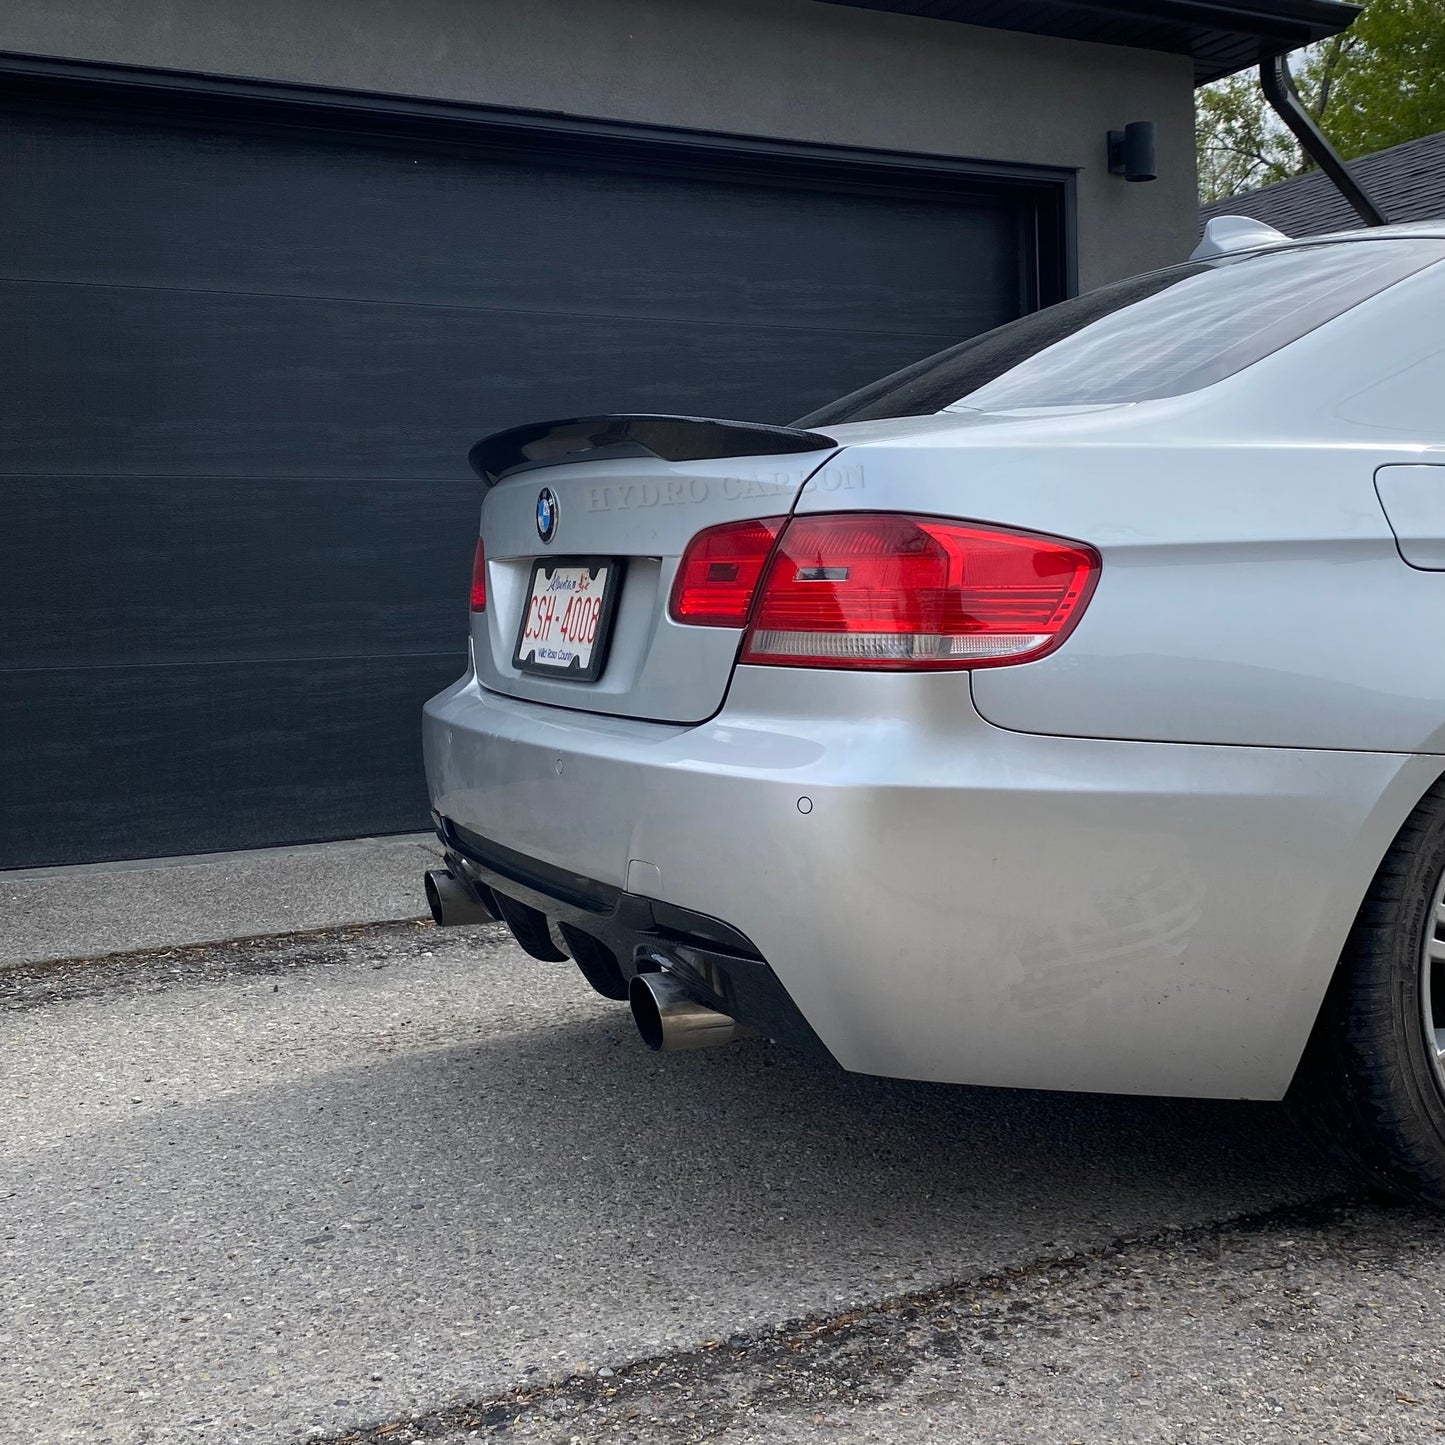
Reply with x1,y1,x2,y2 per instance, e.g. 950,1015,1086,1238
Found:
470,415,838,723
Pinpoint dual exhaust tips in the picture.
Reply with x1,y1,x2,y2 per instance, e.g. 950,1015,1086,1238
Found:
426,867,751,1052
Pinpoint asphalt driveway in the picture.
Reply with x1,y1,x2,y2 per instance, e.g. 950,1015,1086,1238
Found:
0,914,1380,1443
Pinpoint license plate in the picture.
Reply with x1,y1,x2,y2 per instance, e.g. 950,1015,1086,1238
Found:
513,557,622,681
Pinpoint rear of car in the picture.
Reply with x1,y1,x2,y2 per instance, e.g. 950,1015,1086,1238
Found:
424,230,1445,1106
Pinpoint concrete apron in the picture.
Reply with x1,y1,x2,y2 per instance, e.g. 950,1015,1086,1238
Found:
0,833,440,967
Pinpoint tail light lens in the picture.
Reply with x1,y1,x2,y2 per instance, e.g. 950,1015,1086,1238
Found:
739,513,1098,669
669,516,786,626
469,537,487,612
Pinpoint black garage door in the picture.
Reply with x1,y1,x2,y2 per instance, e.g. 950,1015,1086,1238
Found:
0,77,1066,868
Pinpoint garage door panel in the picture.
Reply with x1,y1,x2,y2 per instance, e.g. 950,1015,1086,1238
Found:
0,281,961,476
0,474,480,669
0,655,461,868
3,109,1025,338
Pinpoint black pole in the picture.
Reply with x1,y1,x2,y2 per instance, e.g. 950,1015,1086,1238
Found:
1259,53,1387,226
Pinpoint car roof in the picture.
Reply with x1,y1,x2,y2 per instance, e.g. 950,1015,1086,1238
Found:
1192,214,1445,265
1291,218,1445,244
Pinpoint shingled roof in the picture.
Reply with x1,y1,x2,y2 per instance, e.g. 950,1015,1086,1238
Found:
1201,129,1445,235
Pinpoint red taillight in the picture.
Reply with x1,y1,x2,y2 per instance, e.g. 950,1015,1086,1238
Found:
469,537,487,612
668,516,786,627
739,513,1098,669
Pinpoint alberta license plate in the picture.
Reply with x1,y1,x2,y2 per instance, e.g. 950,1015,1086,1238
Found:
513,558,621,681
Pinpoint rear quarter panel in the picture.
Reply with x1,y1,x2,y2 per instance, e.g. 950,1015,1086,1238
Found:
807,264,1445,753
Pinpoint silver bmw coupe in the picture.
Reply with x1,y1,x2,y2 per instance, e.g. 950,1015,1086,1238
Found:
424,217,1445,1202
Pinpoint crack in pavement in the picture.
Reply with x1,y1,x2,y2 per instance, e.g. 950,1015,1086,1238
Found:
2,918,1390,1443
314,1194,1445,1445
0,916,489,1011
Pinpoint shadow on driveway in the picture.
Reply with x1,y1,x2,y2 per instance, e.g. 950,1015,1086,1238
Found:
0,940,1355,1443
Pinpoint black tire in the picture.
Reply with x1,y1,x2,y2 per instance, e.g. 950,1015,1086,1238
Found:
1290,779,1445,1204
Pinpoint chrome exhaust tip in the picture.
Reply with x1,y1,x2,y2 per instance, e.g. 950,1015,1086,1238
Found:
424,868,496,927
628,971,754,1052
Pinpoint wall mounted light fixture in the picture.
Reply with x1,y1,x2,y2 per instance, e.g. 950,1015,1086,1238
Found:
1108,121,1157,182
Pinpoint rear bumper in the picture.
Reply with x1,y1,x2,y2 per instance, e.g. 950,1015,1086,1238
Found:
436,816,834,1063
424,664,1437,1099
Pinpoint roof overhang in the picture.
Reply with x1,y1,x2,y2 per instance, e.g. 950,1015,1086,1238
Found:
816,0,1360,83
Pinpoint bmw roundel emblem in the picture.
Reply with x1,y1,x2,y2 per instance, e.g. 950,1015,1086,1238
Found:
536,487,559,544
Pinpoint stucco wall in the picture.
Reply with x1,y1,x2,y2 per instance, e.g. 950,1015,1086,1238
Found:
0,0,1199,289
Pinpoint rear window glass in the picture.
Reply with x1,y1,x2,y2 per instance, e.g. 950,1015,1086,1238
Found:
795,239,1444,426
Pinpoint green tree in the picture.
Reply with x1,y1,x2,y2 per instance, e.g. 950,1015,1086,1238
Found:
1196,0,1445,202
1323,0,1445,156
1196,71,1299,201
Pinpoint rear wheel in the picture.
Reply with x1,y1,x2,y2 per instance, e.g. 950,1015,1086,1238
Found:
1292,780,1445,1204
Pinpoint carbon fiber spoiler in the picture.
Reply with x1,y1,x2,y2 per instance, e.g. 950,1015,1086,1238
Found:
469,413,836,486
